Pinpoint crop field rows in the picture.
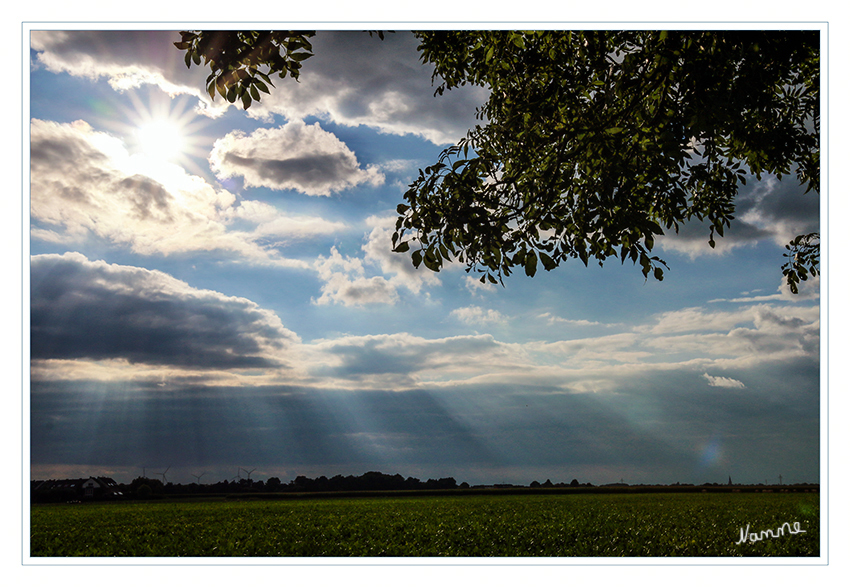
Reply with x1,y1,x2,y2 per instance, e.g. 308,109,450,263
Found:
30,492,820,557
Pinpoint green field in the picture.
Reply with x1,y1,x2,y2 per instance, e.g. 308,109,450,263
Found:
30,492,820,557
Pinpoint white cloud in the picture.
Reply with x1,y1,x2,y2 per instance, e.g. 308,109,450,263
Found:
362,216,441,295
639,306,753,334
312,217,441,307
703,373,747,388
465,275,497,295
451,306,507,325
29,118,333,265
713,274,820,304
222,200,347,241
312,247,399,307
296,293,816,391
538,312,606,327
209,120,384,196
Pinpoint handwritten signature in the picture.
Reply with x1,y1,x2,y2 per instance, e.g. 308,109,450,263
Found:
735,521,806,545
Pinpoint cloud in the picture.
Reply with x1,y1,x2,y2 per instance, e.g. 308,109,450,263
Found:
312,216,440,307
30,253,299,370
312,247,399,307
31,30,487,144
306,332,517,388
703,373,747,388
30,118,335,264
639,306,754,335
30,30,212,106
241,31,489,144
209,120,384,196
361,216,441,294
538,312,608,327
658,174,820,258
451,306,507,325
465,275,497,295
301,291,820,392
221,199,346,241
712,274,821,303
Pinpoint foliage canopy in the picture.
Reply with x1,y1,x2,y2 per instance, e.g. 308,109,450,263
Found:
176,30,820,292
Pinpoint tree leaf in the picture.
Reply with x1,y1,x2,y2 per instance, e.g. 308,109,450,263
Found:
524,253,538,277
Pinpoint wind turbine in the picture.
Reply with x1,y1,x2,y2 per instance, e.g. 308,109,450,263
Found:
240,467,257,481
191,472,207,484
154,466,171,484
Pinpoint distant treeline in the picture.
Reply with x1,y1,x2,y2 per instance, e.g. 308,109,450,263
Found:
30,471,819,503
32,471,462,502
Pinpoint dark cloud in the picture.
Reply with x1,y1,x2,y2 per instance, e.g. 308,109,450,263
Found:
30,119,115,205
32,30,180,68
118,175,175,221
275,31,487,143
31,30,207,93
31,253,297,369
210,121,384,195
30,131,106,168
660,172,820,257
737,175,820,233
223,152,356,191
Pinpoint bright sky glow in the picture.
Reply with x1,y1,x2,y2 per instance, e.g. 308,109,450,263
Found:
27,27,823,491
136,118,185,161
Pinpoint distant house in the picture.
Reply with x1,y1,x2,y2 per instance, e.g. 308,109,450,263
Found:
32,477,123,502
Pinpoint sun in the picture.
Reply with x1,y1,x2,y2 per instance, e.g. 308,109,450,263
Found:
136,119,186,163
114,91,213,183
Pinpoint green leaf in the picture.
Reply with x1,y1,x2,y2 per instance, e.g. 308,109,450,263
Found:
524,253,538,277
423,250,441,272
539,251,557,271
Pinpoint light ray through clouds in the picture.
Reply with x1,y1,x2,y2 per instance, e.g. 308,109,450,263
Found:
28,28,821,488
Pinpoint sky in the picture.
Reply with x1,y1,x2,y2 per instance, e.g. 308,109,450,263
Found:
26,28,823,488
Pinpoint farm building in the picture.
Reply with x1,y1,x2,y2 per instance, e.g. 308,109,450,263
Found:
31,476,123,502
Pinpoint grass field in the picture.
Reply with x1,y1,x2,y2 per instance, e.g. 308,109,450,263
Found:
30,492,820,557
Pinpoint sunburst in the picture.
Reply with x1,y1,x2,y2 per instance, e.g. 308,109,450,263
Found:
103,88,214,184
